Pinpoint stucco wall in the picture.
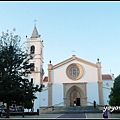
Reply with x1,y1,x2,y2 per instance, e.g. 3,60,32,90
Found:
86,82,99,105
34,87,48,112
25,37,43,85
25,38,42,55
53,60,98,84
34,92,40,112
52,83,64,106
52,60,99,106
29,73,40,85
102,80,114,105
40,87,48,106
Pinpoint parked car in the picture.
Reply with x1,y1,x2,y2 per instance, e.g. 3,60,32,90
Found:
16,106,22,112
10,107,17,112
0,109,5,113
0,108,14,112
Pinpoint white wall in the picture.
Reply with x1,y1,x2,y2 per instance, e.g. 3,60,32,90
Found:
34,92,40,112
43,82,48,87
24,27,44,112
33,87,48,111
52,83,64,106
29,73,41,85
53,60,98,84
25,37,43,85
52,60,99,106
102,80,114,105
86,82,99,105
40,87,48,106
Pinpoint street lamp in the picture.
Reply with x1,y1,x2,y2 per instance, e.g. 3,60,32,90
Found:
22,87,25,118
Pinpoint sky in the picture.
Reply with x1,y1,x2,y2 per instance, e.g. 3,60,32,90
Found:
0,1,120,78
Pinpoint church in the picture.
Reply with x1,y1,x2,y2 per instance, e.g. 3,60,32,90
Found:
25,25,114,112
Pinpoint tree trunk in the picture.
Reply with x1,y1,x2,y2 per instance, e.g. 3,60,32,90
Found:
22,102,24,117
6,101,10,118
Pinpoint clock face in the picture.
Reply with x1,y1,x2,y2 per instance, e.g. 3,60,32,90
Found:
66,63,83,80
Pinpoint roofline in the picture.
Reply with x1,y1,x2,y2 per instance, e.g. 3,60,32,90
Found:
53,55,97,69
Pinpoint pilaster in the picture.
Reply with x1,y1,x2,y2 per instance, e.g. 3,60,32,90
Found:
48,63,53,106
96,61,104,105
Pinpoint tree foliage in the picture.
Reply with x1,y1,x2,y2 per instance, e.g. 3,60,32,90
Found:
109,74,120,106
0,29,43,118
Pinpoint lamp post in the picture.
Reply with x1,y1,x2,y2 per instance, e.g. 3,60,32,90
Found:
22,70,25,118
22,87,25,118
0,70,2,99
32,100,34,112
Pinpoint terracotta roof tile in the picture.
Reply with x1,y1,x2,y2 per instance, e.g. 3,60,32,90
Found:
43,75,112,82
43,76,48,82
102,74,112,80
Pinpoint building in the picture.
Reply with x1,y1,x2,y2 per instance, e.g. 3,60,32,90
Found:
102,74,114,105
25,25,114,112
25,24,44,112
40,55,114,109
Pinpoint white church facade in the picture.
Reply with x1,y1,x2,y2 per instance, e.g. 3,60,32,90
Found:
40,55,114,109
25,25,114,112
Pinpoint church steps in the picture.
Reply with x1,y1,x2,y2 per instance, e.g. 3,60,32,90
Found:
41,106,102,114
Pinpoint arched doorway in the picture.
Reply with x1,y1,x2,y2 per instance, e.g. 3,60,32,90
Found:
64,84,87,107
70,89,80,106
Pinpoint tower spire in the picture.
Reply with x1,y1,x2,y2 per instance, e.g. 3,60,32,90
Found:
31,19,39,38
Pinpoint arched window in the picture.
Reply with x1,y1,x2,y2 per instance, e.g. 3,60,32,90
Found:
30,63,35,71
30,45,35,54
31,78,33,83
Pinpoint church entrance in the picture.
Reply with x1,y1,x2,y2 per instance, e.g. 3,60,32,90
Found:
64,83,87,107
70,89,80,106
76,98,80,106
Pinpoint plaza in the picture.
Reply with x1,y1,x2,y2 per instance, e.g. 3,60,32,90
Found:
1,113,120,119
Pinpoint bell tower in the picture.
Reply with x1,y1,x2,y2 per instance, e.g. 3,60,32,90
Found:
25,24,44,87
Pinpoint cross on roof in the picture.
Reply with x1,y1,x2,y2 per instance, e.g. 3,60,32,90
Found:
34,19,37,26
72,49,76,55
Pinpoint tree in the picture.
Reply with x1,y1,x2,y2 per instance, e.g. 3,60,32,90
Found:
23,80,41,112
109,74,120,106
0,29,43,118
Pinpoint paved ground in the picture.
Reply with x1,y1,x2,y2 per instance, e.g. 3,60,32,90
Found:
0,112,120,119
87,113,120,119
57,113,86,118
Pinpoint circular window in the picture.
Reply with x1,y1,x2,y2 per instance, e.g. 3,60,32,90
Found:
66,63,83,80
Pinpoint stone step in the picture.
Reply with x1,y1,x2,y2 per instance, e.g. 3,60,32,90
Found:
44,106,102,114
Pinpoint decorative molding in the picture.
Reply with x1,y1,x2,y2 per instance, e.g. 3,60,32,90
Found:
53,55,97,69
63,83,87,106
